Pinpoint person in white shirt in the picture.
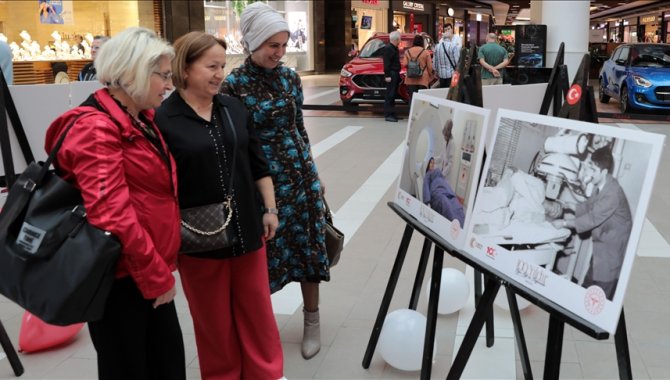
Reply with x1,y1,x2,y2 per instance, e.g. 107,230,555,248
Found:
433,24,460,88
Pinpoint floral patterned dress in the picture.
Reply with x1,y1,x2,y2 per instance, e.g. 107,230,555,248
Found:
223,57,329,293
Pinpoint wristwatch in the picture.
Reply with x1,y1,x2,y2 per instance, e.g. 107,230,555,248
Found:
264,207,279,215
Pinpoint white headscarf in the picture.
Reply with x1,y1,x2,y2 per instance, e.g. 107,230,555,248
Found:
240,2,290,54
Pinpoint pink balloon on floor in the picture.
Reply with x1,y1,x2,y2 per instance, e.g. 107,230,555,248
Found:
18,312,84,353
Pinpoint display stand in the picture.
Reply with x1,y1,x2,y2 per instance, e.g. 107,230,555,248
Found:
364,203,610,380
0,68,26,377
361,45,534,379
362,45,634,380
0,68,35,186
539,42,570,117
540,52,631,380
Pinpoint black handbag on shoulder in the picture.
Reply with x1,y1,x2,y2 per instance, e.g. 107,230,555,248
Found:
0,111,121,326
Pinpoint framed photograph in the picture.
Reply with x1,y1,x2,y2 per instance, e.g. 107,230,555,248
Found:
466,108,664,333
361,15,373,30
395,92,490,249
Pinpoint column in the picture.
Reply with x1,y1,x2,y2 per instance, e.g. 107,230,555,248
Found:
531,0,589,82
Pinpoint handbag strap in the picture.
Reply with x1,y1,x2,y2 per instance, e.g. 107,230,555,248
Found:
218,105,237,198
443,43,456,70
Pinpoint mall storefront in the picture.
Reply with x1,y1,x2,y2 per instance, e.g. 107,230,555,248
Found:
0,0,316,84
351,0,389,51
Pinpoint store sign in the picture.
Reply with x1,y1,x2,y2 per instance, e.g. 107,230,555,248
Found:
641,15,656,23
362,0,379,4
403,1,424,11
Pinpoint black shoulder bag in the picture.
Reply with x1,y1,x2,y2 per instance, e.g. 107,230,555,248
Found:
179,105,239,254
0,112,121,326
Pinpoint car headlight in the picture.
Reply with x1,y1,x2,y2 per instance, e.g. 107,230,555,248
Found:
340,68,353,78
632,75,652,88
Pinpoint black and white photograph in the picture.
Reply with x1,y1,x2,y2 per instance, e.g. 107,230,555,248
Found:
395,92,489,248
467,108,664,333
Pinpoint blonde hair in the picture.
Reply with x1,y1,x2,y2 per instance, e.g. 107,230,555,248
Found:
95,27,174,105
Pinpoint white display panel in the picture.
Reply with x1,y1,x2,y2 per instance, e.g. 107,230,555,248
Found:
394,92,490,249
466,108,664,334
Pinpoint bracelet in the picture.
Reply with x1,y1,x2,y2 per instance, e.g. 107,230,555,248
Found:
264,207,279,215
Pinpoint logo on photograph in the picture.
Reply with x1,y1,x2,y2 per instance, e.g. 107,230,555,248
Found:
470,238,482,250
515,259,547,286
419,204,435,223
485,246,497,259
584,285,606,315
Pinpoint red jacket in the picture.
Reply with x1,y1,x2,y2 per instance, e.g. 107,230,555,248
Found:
44,89,180,299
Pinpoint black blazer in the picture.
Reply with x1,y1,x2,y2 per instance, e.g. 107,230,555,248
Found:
155,92,271,258
383,43,400,77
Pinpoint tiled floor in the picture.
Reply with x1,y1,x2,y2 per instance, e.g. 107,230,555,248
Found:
2,80,670,379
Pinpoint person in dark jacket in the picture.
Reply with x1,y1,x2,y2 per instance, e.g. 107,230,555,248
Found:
383,30,402,122
155,31,284,380
44,27,185,380
78,35,109,81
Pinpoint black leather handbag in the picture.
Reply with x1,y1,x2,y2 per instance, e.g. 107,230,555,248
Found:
0,113,121,326
179,106,239,254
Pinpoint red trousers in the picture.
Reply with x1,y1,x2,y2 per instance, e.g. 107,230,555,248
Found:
179,245,283,380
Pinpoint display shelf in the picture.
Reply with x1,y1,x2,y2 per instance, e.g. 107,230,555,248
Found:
12,60,92,85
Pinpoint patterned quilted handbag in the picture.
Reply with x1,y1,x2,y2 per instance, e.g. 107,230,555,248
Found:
179,197,238,254
179,106,239,254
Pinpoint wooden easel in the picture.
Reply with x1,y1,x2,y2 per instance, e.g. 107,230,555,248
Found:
0,68,26,377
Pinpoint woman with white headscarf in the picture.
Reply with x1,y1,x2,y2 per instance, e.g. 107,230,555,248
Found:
223,2,330,360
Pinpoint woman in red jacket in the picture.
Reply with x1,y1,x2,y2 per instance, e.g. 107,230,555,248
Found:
44,27,185,380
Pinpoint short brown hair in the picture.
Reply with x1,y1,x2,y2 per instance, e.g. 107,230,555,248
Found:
171,31,227,89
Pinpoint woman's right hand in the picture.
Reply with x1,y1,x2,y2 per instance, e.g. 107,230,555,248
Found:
152,285,176,309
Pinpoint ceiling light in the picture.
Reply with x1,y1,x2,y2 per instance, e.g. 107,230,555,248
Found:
448,7,454,16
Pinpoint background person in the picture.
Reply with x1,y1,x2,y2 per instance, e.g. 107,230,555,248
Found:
382,30,402,122
43,27,185,380
437,119,455,179
478,33,509,85
433,23,460,88
223,2,330,360
155,31,284,380
79,35,109,81
404,34,433,100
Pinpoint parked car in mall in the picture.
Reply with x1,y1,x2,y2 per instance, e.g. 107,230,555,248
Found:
339,32,435,106
599,43,670,113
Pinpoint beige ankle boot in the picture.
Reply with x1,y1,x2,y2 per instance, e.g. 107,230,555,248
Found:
301,309,321,359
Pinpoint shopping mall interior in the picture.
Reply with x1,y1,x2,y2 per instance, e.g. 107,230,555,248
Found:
2,1,670,379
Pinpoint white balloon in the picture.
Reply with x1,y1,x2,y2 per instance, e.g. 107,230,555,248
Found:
494,289,532,311
425,268,470,314
378,309,436,371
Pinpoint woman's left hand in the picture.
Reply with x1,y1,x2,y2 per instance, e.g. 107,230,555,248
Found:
263,213,279,240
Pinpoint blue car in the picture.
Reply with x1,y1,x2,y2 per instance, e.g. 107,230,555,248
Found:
599,43,670,113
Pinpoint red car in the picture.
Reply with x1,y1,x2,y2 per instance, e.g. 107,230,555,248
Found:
340,32,435,106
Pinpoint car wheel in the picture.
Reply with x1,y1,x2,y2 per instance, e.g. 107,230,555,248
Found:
620,86,631,113
598,79,610,103
341,100,359,113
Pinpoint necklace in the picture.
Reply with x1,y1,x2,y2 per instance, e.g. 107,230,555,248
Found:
181,94,213,113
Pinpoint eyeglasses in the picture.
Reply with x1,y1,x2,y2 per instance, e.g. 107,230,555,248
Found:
152,71,173,82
